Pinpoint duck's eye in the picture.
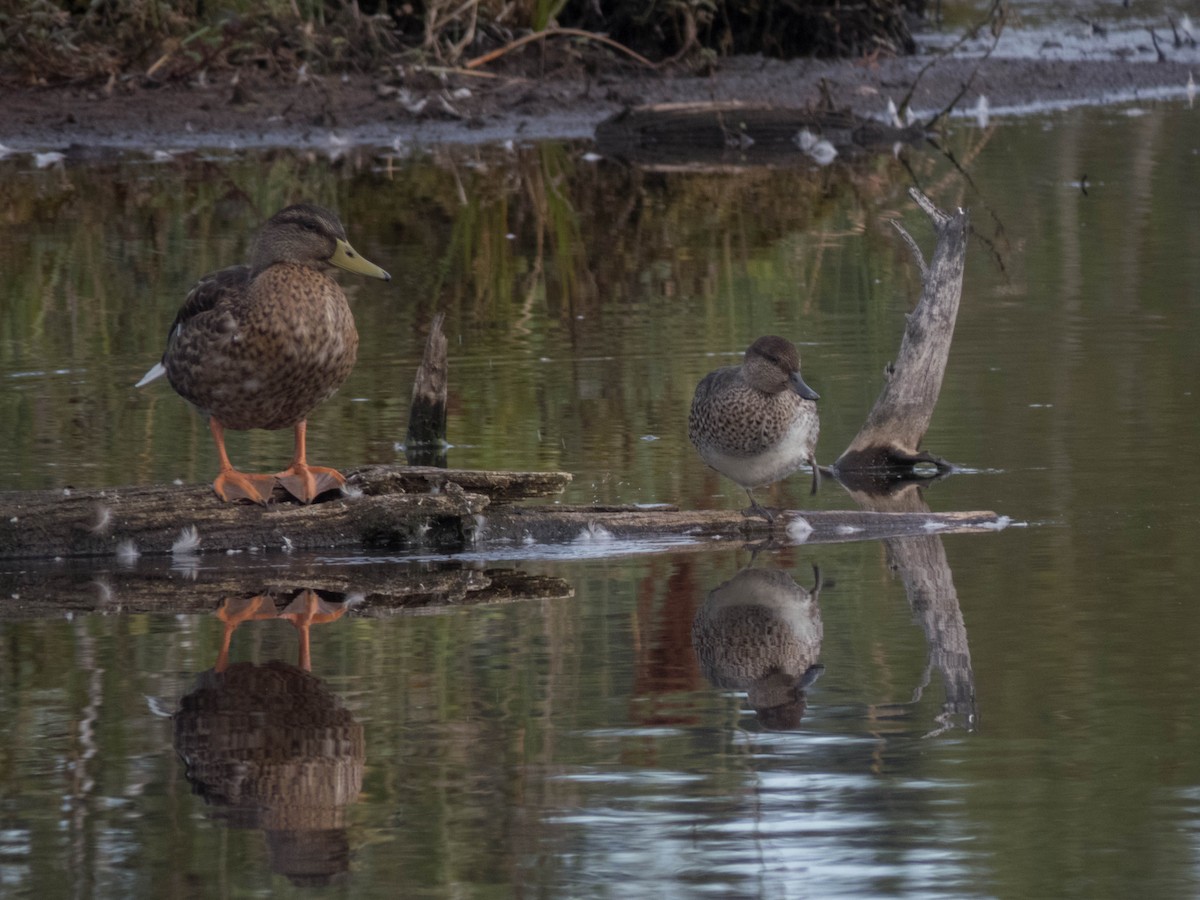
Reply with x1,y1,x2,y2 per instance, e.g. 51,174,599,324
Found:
301,221,319,233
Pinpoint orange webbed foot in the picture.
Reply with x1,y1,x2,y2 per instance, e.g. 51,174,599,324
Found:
276,463,345,504
213,470,278,505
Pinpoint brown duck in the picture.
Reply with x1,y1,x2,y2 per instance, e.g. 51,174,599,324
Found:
136,203,391,504
688,335,821,521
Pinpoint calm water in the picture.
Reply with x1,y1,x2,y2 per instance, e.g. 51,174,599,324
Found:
2,95,1200,897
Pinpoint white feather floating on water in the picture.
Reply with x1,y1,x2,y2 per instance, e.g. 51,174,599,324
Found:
89,505,112,535
972,95,990,128
171,525,201,554
886,98,904,128
794,129,838,165
575,521,614,542
115,540,140,564
786,516,814,542
144,695,174,719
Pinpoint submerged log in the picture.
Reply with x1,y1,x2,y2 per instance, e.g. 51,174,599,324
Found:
834,188,968,476
595,101,924,171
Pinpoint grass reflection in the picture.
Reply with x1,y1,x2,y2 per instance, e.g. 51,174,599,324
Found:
0,140,917,503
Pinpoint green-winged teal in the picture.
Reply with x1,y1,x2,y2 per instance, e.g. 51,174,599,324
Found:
688,334,820,520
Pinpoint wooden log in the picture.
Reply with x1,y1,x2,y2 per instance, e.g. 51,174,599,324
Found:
595,101,924,171
350,464,570,502
0,464,570,560
0,466,1005,560
405,312,449,467
835,188,968,474
479,505,1006,547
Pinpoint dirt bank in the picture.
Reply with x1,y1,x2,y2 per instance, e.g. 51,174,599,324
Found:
1,47,1195,153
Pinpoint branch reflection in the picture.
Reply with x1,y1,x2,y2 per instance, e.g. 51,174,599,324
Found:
839,474,978,734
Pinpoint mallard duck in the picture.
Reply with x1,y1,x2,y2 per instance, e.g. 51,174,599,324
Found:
136,203,391,504
688,335,821,521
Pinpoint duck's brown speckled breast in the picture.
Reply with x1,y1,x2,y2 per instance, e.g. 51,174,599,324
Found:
166,263,359,431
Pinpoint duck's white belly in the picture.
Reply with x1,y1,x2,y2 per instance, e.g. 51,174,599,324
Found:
699,417,817,489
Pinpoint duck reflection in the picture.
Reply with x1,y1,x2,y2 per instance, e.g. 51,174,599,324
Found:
173,589,364,887
693,565,824,730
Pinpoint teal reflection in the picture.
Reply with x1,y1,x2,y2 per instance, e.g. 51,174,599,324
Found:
693,564,824,730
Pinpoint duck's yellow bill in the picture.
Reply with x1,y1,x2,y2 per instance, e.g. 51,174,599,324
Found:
331,239,391,281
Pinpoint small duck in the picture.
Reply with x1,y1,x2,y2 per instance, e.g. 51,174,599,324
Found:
136,203,391,504
689,335,821,521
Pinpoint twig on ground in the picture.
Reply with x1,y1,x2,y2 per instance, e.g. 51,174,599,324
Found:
465,27,657,71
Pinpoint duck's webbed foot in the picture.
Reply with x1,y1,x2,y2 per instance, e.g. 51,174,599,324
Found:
276,463,346,504
741,490,776,523
213,469,277,505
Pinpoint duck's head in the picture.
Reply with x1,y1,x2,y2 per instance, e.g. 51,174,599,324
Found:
250,203,391,281
744,335,819,400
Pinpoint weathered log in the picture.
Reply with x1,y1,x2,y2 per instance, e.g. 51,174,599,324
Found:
405,312,449,467
0,464,1005,560
834,188,967,475
0,464,568,560
595,101,924,171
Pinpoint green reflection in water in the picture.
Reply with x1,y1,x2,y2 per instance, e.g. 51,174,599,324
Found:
1,537,1200,897
0,140,918,509
3,100,1200,898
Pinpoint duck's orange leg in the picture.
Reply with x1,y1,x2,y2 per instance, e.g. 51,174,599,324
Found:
209,418,276,504
275,419,345,504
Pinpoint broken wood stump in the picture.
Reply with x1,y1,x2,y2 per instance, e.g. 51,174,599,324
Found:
405,312,448,467
833,187,968,478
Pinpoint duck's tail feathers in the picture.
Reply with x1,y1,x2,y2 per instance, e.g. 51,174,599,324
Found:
135,361,166,388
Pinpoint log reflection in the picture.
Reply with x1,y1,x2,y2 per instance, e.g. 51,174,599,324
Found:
173,589,364,886
841,474,977,734
692,565,824,731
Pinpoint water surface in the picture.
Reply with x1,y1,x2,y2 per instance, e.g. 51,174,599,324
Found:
1,97,1200,897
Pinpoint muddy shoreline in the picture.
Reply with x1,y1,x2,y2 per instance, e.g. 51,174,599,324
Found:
2,48,1195,153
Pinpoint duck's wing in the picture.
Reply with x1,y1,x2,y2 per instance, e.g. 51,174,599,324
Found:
166,264,253,342
135,265,252,389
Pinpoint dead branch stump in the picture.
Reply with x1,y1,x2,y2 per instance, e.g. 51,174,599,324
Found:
835,188,968,474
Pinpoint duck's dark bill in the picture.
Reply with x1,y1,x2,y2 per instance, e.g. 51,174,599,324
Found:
790,372,820,401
